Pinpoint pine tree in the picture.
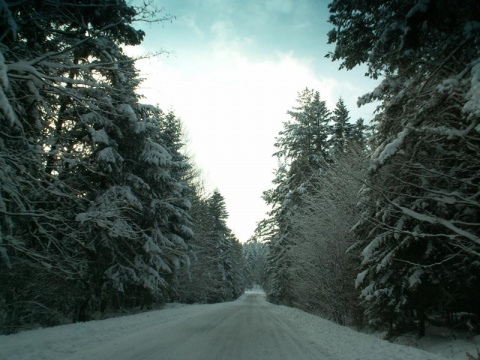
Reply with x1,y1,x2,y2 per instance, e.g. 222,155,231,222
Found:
0,0,189,330
207,190,235,301
175,188,218,303
0,0,149,329
330,97,351,155
225,232,246,299
243,236,268,289
264,89,333,305
74,100,194,313
176,186,245,304
275,88,332,167
349,118,370,151
329,0,480,336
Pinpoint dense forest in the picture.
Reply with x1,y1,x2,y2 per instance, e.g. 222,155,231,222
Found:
0,0,245,334
259,0,480,339
1,0,479,342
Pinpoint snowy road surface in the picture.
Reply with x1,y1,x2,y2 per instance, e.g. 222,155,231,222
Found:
1,290,447,360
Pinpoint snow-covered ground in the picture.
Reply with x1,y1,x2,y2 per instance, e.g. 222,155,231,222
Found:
393,327,480,360
0,290,478,360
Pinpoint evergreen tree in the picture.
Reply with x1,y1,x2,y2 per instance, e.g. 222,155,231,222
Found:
207,190,235,301
225,232,246,300
175,187,218,304
262,162,295,305
264,89,332,305
75,104,193,314
349,118,370,151
330,97,351,155
275,88,332,167
260,86,374,325
0,0,149,330
0,0,193,331
176,186,244,304
243,236,269,289
329,0,480,336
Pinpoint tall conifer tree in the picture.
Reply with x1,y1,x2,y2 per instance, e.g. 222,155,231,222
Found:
329,0,480,336
264,89,332,305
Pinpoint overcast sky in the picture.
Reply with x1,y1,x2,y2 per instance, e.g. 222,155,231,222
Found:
130,0,379,242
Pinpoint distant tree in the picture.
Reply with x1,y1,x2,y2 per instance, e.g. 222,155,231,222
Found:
243,236,269,289
330,97,351,155
176,187,245,303
226,232,246,299
349,118,370,151
207,190,237,301
175,188,218,304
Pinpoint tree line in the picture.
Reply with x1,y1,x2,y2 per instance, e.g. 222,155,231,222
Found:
258,0,480,338
0,0,245,334
258,90,369,326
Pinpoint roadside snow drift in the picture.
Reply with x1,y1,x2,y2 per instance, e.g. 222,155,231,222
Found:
0,290,451,360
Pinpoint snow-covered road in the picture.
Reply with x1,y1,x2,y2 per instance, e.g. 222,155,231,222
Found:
1,290,448,360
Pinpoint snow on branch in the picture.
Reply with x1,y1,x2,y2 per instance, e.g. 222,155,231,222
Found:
141,140,172,166
370,128,409,172
357,76,404,106
98,147,120,164
399,206,480,245
117,103,138,123
417,122,477,139
7,62,100,88
0,51,19,128
463,59,480,121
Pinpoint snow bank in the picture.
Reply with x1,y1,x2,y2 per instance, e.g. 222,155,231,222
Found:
269,305,443,360
0,291,477,360
394,327,480,360
0,303,212,360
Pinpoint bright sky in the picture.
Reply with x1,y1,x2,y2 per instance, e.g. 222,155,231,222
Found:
130,0,379,242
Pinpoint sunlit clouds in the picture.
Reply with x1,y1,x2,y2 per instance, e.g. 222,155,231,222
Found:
127,0,378,241
131,52,337,240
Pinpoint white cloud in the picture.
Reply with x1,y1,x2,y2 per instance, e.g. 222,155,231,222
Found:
127,27,377,241
132,49,343,241
178,14,205,38
209,20,256,58
122,0,380,242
